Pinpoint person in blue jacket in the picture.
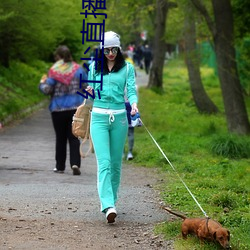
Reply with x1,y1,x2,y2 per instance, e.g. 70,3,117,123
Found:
39,45,87,176
86,31,139,223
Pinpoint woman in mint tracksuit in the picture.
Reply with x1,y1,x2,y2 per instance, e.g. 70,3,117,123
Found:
86,31,138,223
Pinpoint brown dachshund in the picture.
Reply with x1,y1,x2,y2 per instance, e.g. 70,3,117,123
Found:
163,207,231,249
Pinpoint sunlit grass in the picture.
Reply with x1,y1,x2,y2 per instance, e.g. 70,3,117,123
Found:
1,56,249,249
130,58,250,250
0,60,49,122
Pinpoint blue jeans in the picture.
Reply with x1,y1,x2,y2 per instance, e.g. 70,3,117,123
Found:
90,111,128,212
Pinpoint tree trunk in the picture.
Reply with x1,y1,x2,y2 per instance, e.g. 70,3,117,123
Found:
212,0,250,134
147,0,168,89
184,4,218,114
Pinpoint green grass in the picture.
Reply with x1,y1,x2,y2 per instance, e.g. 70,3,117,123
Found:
0,60,50,123
1,57,249,249
129,59,250,250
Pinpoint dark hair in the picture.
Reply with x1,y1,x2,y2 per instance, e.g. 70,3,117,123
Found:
54,45,73,63
96,48,126,75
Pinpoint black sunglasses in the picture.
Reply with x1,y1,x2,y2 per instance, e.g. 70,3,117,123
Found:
103,47,119,55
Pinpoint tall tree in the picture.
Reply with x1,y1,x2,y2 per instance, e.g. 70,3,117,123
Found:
190,0,250,134
232,0,250,96
232,0,250,40
105,0,155,47
0,0,85,66
148,0,177,89
184,1,218,114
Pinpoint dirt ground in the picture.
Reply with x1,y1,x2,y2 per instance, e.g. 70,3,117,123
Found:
0,102,174,249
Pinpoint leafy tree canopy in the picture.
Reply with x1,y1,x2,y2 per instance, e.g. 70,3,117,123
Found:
0,0,90,66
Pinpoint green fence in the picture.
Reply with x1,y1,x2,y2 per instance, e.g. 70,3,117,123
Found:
199,39,250,95
199,41,217,74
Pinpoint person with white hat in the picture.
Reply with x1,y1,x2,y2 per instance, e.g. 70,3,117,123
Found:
86,31,138,223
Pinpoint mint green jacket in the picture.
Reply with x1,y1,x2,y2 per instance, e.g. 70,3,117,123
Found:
88,62,138,110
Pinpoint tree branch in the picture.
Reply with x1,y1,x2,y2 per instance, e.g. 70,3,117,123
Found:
190,0,216,37
167,1,178,9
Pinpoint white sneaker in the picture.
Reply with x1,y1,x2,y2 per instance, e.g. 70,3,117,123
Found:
127,152,133,160
53,168,64,173
105,207,117,223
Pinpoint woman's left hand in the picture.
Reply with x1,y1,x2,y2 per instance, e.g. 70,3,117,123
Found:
131,103,138,116
40,74,47,83
85,85,93,94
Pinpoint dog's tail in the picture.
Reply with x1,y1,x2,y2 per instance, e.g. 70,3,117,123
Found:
162,206,187,220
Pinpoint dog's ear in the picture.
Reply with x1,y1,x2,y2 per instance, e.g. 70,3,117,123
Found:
213,231,217,240
227,230,230,240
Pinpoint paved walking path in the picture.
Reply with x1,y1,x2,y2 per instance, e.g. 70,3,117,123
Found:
135,68,149,87
0,106,163,223
0,70,173,249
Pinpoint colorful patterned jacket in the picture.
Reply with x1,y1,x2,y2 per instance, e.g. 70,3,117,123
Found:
39,61,86,112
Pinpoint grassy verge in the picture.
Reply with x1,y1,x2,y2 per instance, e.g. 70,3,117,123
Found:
1,58,249,249
0,60,50,125
130,59,250,250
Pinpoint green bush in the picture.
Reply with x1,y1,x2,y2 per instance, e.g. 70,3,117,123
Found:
210,191,238,209
210,135,250,159
0,60,49,122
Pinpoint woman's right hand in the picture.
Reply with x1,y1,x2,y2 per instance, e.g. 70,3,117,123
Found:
131,103,138,116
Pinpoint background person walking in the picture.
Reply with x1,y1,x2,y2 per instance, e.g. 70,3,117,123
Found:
123,52,137,161
39,45,87,175
143,44,152,75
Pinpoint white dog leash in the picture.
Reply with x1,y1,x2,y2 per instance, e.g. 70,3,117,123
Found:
139,118,209,218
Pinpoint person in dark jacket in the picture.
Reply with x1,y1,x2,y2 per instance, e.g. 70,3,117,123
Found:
39,45,87,175
143,44,152,74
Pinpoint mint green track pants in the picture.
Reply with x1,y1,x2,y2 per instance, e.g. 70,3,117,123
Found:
90,111,128,212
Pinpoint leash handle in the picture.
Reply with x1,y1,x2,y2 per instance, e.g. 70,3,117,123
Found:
79,137,93,158
139,118,209,218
